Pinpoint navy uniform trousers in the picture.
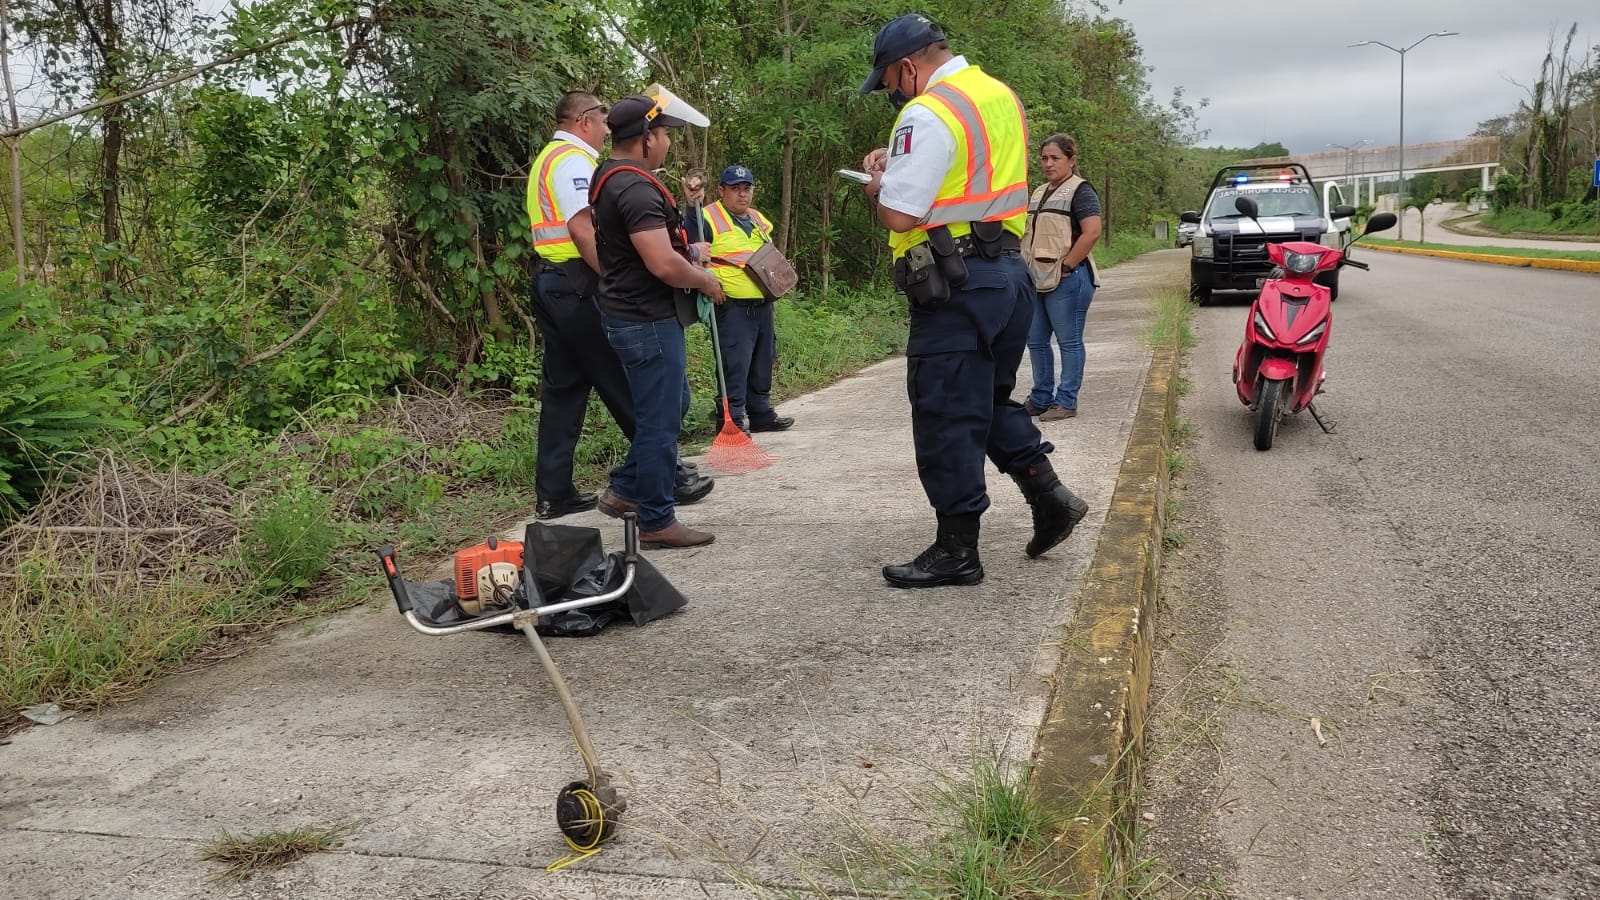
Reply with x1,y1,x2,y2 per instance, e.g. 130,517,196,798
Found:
713,299,778,426
905,251,1051,517
529,265,636,503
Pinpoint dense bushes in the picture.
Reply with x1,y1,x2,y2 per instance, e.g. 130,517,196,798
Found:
0,280,127,516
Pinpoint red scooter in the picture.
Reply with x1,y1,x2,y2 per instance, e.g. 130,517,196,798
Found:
1230,197,1396,450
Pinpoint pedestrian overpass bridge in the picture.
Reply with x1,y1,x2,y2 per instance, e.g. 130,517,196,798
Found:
1241,136,1500,205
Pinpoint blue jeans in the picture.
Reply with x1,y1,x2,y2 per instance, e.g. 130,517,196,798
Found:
601,314,691,531
1027,263,1096,410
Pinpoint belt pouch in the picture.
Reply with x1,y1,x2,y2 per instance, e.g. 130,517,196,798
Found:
901,244,950,307
926,225,969,287
971,220,1005,259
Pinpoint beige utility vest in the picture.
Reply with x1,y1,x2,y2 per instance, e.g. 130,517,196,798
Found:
1021,176,1100,292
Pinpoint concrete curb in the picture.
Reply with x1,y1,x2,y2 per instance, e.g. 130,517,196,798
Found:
1031,339,1179,892
1367,242,1600,274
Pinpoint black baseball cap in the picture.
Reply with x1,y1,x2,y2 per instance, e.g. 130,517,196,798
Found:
859,13,946,95
607,94,689,140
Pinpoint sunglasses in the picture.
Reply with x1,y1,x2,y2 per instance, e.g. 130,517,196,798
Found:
578,103,609,120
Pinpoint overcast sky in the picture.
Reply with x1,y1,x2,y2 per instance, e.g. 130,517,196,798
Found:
1109,0,1594,153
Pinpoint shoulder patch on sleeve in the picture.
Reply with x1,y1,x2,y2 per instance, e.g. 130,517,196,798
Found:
572,176,589,190
891,125,913,158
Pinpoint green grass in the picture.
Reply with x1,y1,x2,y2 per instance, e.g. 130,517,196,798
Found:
1477,206,1599,236
858,756,1081,898
1367,237,1600,262
201,824,348,880
1095,231,1171,270
1147,288,1194,353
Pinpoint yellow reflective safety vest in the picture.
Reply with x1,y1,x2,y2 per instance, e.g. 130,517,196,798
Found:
704,201,776,300
886,64,1030,261
525,137,598,264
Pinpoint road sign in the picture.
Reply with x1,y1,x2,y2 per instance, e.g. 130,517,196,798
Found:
1594,158,1600,188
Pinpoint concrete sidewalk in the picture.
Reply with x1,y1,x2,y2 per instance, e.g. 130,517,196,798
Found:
1,254,1182,900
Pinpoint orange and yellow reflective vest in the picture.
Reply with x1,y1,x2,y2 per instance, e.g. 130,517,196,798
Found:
704,201,776,300
887,64,1030,261
526,138,598,264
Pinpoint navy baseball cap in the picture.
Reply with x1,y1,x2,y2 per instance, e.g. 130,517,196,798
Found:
859,14,946,95
719,165,756,186
607,94,689,140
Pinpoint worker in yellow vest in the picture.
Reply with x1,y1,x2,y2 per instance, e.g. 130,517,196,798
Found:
525,91,713,521
702,165,794,433
856,14,1089,588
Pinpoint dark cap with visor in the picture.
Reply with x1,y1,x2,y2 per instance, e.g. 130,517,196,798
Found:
607,94,690,140
859,14,946,95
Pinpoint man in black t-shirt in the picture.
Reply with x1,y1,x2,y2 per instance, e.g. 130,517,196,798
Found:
590,93,725,550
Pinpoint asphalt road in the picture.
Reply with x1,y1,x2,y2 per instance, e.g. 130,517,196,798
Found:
1141,249,1599,898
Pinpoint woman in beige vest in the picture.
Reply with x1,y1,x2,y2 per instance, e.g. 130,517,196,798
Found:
1020,134,1103,421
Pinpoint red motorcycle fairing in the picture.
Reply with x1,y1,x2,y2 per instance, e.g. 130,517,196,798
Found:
1258,358,1298,381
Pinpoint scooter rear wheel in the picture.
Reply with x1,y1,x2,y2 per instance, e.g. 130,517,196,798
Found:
1254,379,1286,451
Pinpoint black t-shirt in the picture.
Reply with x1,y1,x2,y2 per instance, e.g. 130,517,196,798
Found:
591,160,684,322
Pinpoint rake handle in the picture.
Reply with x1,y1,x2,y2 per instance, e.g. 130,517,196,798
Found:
703,293,732,412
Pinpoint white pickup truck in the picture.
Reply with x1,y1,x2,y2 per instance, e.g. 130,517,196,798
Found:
1181,164,1356,305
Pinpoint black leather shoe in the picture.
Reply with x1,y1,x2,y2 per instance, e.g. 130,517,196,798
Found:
536,491,598,521
749,415,794,432
1011,463,1089,558
674,473,715,505
882,515,983,588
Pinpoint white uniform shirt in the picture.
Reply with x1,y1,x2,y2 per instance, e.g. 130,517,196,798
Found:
548,130,601,219
877,56,969,221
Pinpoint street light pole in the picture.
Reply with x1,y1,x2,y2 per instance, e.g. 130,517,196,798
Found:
1327,139,1370,202
1350,30,1458,240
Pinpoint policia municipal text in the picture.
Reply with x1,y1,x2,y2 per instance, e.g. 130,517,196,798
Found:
858,14,1090,589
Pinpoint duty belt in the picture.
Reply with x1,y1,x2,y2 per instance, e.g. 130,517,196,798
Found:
952,232,1021,257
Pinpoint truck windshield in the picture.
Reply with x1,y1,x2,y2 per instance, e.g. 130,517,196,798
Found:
1207,187,1320,219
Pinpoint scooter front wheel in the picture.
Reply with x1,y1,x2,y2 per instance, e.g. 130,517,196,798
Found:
1254,378,1287,451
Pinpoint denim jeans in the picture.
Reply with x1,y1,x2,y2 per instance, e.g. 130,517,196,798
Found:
1027,263,1096,410
601,314,691,531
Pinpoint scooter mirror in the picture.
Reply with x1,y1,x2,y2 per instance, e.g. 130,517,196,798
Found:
1234,196,1259,218
1363,212,1397,235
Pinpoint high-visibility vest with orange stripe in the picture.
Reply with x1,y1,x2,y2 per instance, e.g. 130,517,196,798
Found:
525,138,598,264
704,201,775,300
887,65,1030,261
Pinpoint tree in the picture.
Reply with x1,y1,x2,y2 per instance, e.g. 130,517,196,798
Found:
13,0,199,288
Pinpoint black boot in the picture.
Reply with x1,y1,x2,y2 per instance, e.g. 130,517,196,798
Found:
882,515,984,588
1011,460,1090,559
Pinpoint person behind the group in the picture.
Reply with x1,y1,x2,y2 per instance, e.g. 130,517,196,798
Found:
589,94,725,549
857,13,1090,588
702,164,794,434
524,91,712,521
1022,133,1103,422
680,168,708,245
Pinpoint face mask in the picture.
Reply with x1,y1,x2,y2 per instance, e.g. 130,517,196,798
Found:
887,61,917,110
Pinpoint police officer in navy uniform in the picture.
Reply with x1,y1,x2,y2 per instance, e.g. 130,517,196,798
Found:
858,14,1090,588
525,91,712,521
